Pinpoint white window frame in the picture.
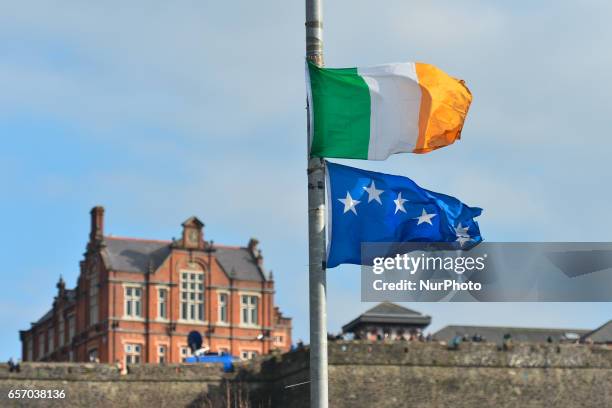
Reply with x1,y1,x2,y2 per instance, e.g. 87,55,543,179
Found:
124,343,142,364
240,350,258,360
240,293,260,327
157,287,169,320
124,285,143,319
88,348,98,362
179,345,191,361
218,291,229,324
158,344,167,363
179,270,205,323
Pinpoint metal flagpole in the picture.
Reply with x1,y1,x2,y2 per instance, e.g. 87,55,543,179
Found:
306,0,328,407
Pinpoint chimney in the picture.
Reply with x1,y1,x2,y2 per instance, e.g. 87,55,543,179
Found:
248,238,264,267
247,238,259,254
90,206,105,242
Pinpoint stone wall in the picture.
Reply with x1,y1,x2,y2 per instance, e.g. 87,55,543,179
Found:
1,342,611,407
0,362,233,407
250,342,612,408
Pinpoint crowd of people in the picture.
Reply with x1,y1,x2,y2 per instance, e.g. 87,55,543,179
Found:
287,331,496,353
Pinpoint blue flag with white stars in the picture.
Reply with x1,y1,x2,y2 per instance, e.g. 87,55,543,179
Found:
326,161,483,268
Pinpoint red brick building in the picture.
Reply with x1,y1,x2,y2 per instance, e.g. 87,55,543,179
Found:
20,207,292,364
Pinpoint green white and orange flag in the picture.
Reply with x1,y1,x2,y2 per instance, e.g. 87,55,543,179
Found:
306,61,472,160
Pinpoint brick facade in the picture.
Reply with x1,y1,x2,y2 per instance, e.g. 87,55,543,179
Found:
19,207,292,365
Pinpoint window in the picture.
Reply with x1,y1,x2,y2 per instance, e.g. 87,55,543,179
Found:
67,314,75,343
218,293,228,323
26,338,33,361
125,286,143,318
158,289,168,319
180,346,191,361
38,333,45,359
241,295,259,325
158,345,167,363
125,344,141,364
180,271,204,321
68,351,74,362
48,327,54,353
89,273,99,325
58,316,65,347
88,348,98,362
240,350,258,360
273,335,284,344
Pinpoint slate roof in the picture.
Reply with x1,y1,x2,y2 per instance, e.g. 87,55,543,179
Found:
102,237,266,282
364,302,424,316
434,325,590,344
581,320,612,343
342,302,431,333
214,246,265,281
35,309,53,325
103,237,171,274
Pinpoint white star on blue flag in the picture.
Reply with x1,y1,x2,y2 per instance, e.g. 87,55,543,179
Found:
327,161,483,268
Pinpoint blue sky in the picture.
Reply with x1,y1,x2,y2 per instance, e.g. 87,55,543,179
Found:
1,1,611,360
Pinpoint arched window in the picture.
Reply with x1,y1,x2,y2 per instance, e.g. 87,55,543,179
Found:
180,270,204,322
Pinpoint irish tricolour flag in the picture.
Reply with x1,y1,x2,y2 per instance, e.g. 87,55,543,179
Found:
306,61,472,160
